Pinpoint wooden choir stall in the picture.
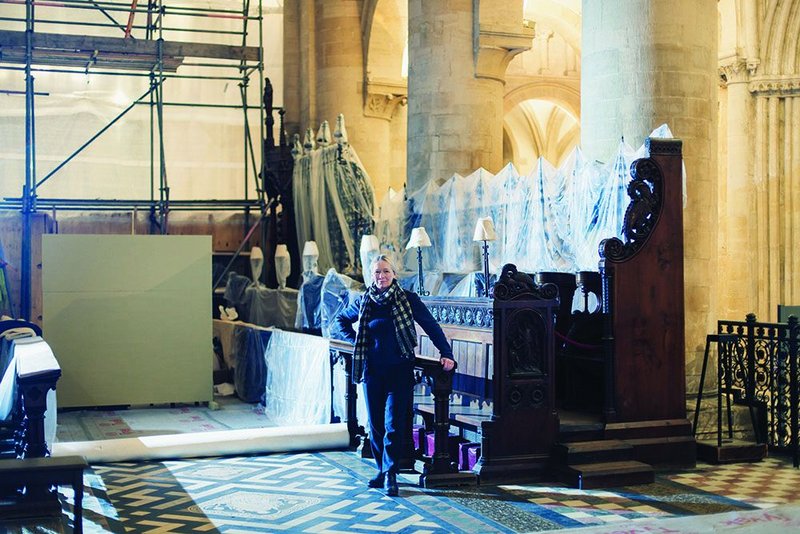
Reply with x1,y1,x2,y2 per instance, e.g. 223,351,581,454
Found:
330,137,695,489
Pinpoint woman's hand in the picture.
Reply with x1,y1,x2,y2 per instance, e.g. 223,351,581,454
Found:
440,357,455,372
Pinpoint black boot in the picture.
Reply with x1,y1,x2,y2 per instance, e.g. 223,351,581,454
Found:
367,472,385,489
384,472,398,496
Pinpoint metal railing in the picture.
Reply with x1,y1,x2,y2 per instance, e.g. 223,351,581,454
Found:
718,313,800,466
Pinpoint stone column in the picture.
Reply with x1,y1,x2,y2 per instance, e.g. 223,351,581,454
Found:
311,1,400,203
282,0,301,137
284,1,399,203
364,79,408,195
749,80,800,319
363,80,407,201
720,61,756,319
406,0,530,191
283,0,317,137
581,0,719,390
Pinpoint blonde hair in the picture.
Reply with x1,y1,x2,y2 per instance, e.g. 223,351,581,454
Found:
369,254,399,276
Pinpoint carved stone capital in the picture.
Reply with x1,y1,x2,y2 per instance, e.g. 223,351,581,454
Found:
719,58,750,86
475,25,534,82
748,75,800,96
364,78,408,120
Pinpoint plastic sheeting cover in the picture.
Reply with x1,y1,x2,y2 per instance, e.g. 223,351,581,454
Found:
319,268,365,338
232,326,270,404
263,330,331,426
295,272,325,334
379,125,681,278
293,138,376,275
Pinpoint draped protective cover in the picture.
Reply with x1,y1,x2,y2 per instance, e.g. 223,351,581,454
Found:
263,330,331,426
293,140,376,276
223,272,298,329
295,126,682,326
319,269,365,338
374,125,681,278
295,272,325,333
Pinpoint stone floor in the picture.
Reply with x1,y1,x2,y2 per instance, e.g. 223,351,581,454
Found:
2,452,799,533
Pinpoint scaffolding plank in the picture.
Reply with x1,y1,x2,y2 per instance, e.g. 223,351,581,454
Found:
0,49,184,72
0,30,260,69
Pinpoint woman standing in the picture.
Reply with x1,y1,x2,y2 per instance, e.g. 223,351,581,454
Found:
333,255,455,496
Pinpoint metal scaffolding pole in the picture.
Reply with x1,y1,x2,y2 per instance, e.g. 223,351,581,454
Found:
21,0,36,320
240,0,251,232
2,0,269,317
155,0,169,234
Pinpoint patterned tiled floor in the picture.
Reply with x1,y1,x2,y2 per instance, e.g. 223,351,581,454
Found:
3,453,800,533
667,456,800,507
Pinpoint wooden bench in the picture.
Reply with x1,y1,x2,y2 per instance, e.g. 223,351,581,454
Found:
412,269,560,482
415,296,494,434
0,455,88,532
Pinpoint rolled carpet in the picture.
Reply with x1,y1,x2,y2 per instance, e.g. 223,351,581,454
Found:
52,423,350,464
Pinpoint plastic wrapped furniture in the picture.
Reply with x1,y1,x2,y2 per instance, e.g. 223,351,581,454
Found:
319,269,364,338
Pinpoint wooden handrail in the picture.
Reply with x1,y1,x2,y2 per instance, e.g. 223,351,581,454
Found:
328,340,458,481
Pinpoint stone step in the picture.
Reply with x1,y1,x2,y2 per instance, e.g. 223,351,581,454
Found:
554,439,634,464
559,460,655,489
605,419,692,440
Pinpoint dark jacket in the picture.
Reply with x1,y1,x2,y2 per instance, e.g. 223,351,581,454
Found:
332,289,453,371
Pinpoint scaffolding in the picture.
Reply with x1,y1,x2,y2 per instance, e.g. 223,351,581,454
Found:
0,0,273,320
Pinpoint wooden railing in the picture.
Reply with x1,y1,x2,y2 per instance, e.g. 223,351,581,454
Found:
1,319,61,459
328,339,461,486
1,320,66,521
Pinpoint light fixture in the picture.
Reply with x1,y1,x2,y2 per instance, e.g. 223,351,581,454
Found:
274,244,290,289
250,245,264,285
405,227,432,296
301,240,319,274
472,217,497,298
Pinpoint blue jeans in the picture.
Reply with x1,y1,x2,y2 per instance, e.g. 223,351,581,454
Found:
363,364,414,475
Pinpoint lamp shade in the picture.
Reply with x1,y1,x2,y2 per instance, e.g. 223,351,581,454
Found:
360,234,380,274
274,244,290,258
472,217,497,241
274,245,290,289
250,245,264,261
360,234,380,253
302,241,319,257
250,246,264,282
406,227,432,249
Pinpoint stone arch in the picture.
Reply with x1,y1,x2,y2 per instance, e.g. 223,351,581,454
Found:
360,0,409,198
504,80,580,121
762,0,800,74
503,99,579,173
523,0,582,54
502,80,580,172
362,0,407,83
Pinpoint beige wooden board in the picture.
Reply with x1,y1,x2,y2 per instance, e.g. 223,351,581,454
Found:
42,235,212,408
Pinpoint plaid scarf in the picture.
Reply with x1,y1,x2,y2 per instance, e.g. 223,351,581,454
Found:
352,281,417,382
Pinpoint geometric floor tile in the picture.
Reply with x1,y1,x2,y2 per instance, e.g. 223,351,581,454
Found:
4,451,799,533
88,451,769,533
667,456,800,508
